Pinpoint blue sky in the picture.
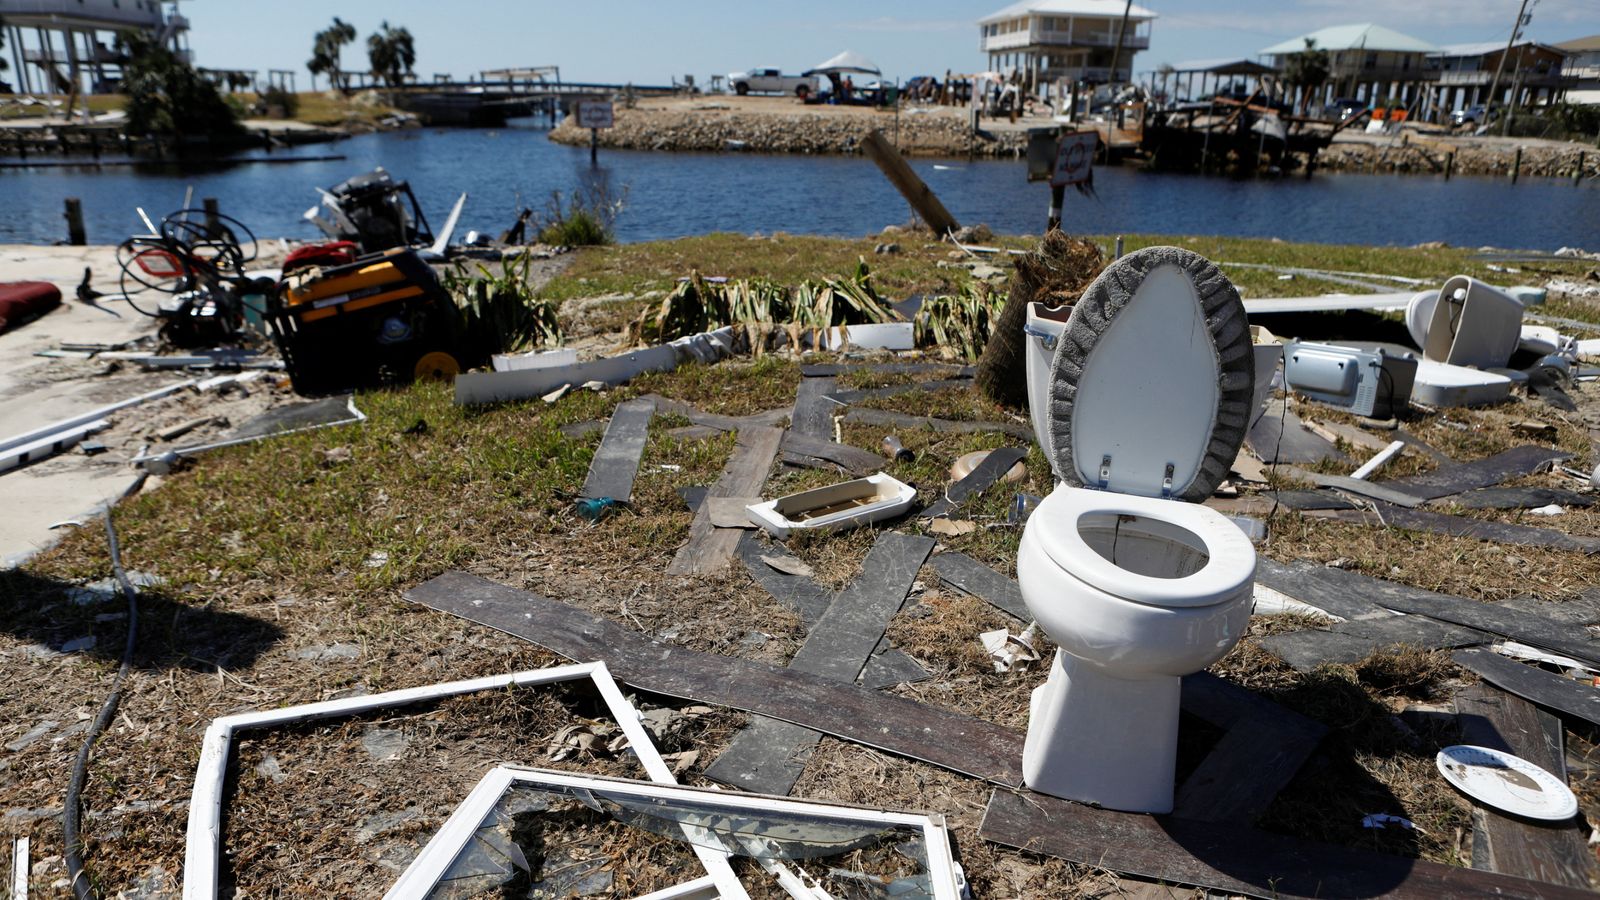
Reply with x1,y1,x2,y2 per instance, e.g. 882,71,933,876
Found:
185,0,1599,86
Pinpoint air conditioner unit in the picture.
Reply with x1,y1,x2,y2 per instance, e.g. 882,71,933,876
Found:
1283,342,1418,418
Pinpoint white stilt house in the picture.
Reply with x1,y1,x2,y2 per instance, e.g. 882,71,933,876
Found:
978,0,1155,87
0,0,191,95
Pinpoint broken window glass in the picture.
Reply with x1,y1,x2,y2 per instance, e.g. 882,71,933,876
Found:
424,780,951,899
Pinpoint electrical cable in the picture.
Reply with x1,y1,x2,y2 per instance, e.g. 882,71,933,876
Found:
62,512,141,900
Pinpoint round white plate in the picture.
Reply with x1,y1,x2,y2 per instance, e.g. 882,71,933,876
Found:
1435,745,1578,821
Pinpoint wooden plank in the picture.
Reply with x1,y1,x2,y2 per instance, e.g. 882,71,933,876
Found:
578,397,655,502
825,379,973,406
928,551,1030,622
1311,419,1393,452
637,394,790,433
980,789,1594,900
665,424,723,442
1278,468,1426,508
778,432,884,475
919,446,1029,519
1290,567,1600,666
801,363,974,378
1499,594,1600,625
1171,674,1327,824
1453,649,1600,728
786,533,934,683
1265,490,1358,511
1253,558,1391,621
1379,446,1571,501
1260,615,1489,672
735,532,832,625
404,571,1026,786
789,377,839,441
1455,682,1595,889
860,129,960,235
706,533,934,794
1393,428,1454,465
1443,487,1596,511
558,420,605,439
1245,401,1350,466
1311,504,1600,554
858,644,932,690
665,426,783,576
842,407,1034,441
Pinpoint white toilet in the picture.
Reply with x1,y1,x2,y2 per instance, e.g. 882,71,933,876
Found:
1018,246,1259,814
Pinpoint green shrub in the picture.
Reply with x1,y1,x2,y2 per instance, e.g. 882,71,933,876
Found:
443,252,563,358
537,181,626,247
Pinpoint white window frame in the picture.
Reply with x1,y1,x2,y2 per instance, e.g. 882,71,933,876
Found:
386,765,964,900
182,662,747,900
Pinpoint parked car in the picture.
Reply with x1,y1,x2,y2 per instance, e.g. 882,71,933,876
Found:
726,67,816,98
1452,105,1490,126
1322,97,1366,121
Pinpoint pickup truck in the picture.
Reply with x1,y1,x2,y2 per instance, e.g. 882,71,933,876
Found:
727,68,816,98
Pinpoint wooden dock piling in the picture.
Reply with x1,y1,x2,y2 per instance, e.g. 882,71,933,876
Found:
64,198,86,246
1510,146,1522,184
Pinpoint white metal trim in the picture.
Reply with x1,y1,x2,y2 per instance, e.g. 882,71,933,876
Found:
181,662,749,900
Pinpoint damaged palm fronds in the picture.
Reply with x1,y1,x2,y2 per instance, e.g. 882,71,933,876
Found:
975,231,1106,407
914,282,1005,363
627,258,901,352
442,252,564,358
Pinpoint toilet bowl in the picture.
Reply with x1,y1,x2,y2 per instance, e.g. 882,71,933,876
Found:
1018,246,1258,813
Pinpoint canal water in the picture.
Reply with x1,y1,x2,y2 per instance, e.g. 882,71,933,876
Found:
3,122,1596,250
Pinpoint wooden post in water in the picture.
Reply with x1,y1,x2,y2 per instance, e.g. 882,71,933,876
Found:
1576,151,1586,185
1444,151,1454,180
203,198,220,235
1510,146,1522,184
1047,183,1065,232
64,198,86,246
861,130,960,236
590,127,598,165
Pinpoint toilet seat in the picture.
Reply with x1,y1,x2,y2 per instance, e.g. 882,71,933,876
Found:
1031,487,1256,608
1047,246,1254,502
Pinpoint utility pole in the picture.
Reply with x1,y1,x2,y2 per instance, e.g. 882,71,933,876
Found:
1484,0,1531,127
1107,0,1134,86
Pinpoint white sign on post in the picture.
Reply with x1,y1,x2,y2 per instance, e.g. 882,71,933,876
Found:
1051,131,1098,187
575,100,615,130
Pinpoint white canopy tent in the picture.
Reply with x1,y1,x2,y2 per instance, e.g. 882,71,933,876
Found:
804,50,882,77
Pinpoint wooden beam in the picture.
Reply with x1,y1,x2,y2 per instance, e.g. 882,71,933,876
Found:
860,130,960,236
1378,446,1571,501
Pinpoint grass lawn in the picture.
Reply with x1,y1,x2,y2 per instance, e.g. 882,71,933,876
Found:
7,233,1600,895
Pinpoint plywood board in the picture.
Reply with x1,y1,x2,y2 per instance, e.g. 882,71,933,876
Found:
1245,400,1350,466
1260,615,1489,672
778,432,884,475
825,379,971,405
1455,682,1595,889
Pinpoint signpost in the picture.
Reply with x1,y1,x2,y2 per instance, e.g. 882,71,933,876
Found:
1046,130,1097,231
575,100,615,164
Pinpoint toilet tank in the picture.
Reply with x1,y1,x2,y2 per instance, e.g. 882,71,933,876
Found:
1422,276,1524,369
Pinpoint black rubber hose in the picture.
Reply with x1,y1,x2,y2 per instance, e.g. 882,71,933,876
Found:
62,512,141,900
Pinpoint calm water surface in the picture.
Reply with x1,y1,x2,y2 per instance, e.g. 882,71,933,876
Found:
2,123,1596,250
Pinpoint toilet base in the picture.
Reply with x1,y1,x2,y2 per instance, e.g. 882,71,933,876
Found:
1022,651,1183,813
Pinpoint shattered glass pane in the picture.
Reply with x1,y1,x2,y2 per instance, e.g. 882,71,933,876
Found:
425,784,938,899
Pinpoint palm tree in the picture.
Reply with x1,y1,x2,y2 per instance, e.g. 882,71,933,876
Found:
1283,38,1330,116
366,21,416,95
1157,63,1175,105
308,17,357,92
